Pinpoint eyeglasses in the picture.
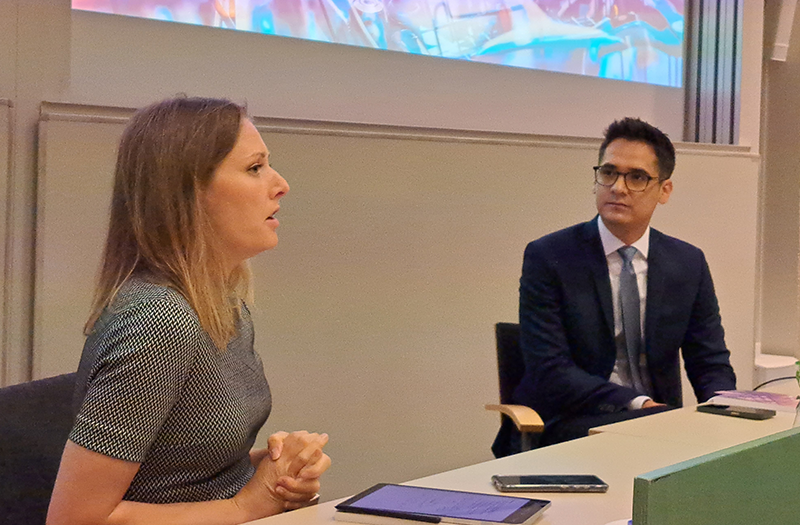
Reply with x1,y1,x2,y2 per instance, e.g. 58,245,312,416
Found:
593,165,659,192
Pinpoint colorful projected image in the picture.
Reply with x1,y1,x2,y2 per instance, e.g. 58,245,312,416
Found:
72,1,684,87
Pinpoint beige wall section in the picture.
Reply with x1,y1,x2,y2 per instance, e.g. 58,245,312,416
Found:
35,104,758,499
759,0,800,358
1,0,72,385
33,107,128,379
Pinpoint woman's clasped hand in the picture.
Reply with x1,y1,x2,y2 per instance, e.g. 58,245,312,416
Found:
237,431,331,517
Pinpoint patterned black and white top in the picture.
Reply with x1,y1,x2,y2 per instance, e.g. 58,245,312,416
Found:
71,277,272,503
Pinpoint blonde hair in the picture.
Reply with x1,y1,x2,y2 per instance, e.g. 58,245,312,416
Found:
86,96,252,349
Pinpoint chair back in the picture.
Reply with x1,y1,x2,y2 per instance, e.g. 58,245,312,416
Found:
495,322,523,405
0,373,77,525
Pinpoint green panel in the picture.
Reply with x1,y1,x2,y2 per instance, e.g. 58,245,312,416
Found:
633,427,800,525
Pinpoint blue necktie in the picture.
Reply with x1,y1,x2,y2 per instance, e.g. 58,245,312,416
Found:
619,246,645,394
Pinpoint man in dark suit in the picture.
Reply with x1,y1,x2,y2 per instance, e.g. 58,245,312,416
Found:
512,117,736,449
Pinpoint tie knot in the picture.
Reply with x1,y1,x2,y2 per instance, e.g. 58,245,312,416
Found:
618,246,637,264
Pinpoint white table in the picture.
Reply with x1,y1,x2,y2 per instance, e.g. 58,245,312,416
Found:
244,408,791,525
590,405,794,448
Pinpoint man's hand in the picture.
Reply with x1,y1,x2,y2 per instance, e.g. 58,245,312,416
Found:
642,399,667,409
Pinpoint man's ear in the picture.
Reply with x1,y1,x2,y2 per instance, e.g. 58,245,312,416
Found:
658,179,673,204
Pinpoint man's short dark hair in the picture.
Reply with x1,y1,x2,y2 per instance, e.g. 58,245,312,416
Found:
598,117,676,180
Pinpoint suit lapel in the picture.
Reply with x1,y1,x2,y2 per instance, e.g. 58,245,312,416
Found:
645,229,665,349
581,218,615,336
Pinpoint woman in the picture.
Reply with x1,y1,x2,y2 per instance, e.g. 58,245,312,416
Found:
47,97,330,525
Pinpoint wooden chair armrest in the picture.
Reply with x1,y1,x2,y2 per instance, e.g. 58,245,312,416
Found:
485,404,545,433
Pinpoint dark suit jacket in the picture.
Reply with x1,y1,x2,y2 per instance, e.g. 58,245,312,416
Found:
513,217,736,426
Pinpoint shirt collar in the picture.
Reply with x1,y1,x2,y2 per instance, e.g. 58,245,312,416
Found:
598,216,650,259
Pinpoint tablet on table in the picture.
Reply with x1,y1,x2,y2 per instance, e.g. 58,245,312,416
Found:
334,483,550,525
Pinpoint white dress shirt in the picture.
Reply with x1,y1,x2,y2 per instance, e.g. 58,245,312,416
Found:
597,217,653,409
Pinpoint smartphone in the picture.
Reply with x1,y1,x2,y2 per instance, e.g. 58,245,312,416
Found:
491,474,608,493
696,403,776,420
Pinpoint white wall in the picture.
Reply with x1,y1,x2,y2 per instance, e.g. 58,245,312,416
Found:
760,0,800,357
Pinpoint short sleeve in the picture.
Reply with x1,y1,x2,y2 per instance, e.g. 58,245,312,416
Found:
70,297,202,462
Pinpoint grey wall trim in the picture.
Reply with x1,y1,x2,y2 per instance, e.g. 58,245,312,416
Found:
39,102,755,157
